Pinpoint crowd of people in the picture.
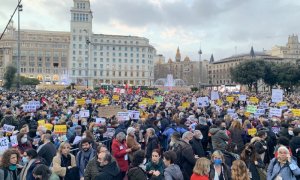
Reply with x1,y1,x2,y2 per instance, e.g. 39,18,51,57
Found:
0,88,299,180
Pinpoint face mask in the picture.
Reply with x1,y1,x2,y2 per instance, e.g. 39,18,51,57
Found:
157,122,161,128
22,156,29,164
284,116,288,119
21,137,27,144
93,127,98,132
9,164,17,171
199,135,203,140
36,132,40,136
157,117,161,120
298,125,300,128
169,141,174,147
82,135,86,139
288,130,294,136
214,159,222,166
82,122,87,126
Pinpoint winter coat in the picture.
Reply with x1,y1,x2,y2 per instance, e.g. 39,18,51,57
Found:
209,163,231,180
52,153,76,177
0,114,19,128
244,158,264,180
290,136,300,162
75,147,96,178
164,164,184,180
37,142,57,166
126,134,141,160
209,127,229,151
229,128,245,153
111,138,129,172
19,158,44,180
84,157,103,180
0,167,19,180
190,173,209,180
146,136,159,160
95,161,122,180
190,137,205,158
127,166,147,180
267,158,300,180
145,159,165,180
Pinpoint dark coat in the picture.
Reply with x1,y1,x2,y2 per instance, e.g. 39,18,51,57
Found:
95,161,122,180
290,136,300,164
190,137,205,157
146,136,159,159
37,142,56,166
209,163,231,180
127,166,147,180
229,128,245,154
176,140,196,180
244,158,264,180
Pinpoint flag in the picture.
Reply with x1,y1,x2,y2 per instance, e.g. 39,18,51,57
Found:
125,84,129,90
100,89,106,94
127,88,133,94
135,87,141,94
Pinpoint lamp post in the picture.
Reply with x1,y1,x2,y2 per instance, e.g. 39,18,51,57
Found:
86,39,90,89
17,2,22,92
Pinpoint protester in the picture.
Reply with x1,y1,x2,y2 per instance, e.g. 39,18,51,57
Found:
126,127,141,161
17,132,32,155
190,130,205,158
191,157,211,180
290,127,300,165
127,150,148,180
95,151,122,180
209,150,231,180
37,134,56,166
145,128,160,160
32,164,59,180
163,150,184,180
231,160,250,180
228,120,245,154
0,149,20,180
209,121,230,151
145,149,164,180
19,149,44,180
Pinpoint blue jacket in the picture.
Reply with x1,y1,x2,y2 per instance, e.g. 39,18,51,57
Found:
267,158,300,180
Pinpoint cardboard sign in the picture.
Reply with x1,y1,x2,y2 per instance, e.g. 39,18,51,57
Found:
38,120,46,126
116,112,130,121
96,118,106,124
211,91,220,100
154,96,164,103
247,128,257,136
76,99,85,105
10,135,18,147
197,97,209,107
226,96,234,103
128,110,140,119
272,89,283,103
0,137,9,152
3,124,15,133
45,123,53,131
246,105,257,113
79,110,90,118
98,106,126,118
23,105,37,112
269,108,282,117
272,127,280,134
148,91,154,97
54,125,67,133
103,128,115,138
28,101,41,108
227,109,235,114
291,109,300,117
239,95,247,101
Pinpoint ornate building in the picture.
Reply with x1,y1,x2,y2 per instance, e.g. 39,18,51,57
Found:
269,34,300,59
154,47,208,86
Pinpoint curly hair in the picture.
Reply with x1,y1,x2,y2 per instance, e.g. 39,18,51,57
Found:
0,148,20,168
231,160,250,180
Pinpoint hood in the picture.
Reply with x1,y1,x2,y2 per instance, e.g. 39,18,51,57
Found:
250,137,261,144
166,164,182,179
209,127,220,135
102,161,120,176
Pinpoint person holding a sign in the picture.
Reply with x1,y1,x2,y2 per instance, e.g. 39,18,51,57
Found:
17,132,32,155
0,148,21,180
0,110,19,128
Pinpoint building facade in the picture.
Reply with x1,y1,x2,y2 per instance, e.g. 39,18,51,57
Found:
154,47,208,86
70,0,156,87
0,0,156,87
0,23,70,85
269,34,300,59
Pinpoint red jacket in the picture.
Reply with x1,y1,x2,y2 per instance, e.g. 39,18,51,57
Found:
111,138,129,172
190,173,209,180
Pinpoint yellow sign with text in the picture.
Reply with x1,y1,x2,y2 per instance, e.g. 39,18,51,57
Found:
291,109,300,117
247,128,257,136
54,125,67,133
76,99,85,105
38,120,45,126
112,95,120,101
226,96,234,103
182,102,190,108
45,124,54,131
250,97,259,104
277,101,287,107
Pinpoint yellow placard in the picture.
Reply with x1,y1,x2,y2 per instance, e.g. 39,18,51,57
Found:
96,99,102,104
244,112,251,117
148,91,154,97
182,102,190,108
226,96,234,103
112,95,120,101
91,99,96,104
291,109,300,117
250,97,259,104
76,99,85,105
45,123,53,131
147,99,156,105
217,99,223,106
277,101,287,107
247,128,257,136
54,125,67,133
100,98,110,105
38,120,45,126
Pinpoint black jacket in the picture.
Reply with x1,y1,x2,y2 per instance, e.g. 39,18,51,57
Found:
209,163,231,180
127,166,147,180
146,136,159,159
95,161,122,180
37,142,57,166
190,137,205,157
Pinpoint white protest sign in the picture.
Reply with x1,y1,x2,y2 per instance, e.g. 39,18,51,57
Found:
128,110,140,119
211,91,220,100
280,106,288,110
272,89,283,103
23,105,37,112
117,112,130,121
10,135,18,146
227,109,235,114
96,118,106,124
103,128,115,138
269,108,282,117
79,110,90,118
256,109,265,115
239,95,247,101
28,101,41,108
197,97,209,107
74,114,79,119
73,136,82,145
0,137,9,152
3,124,15,133
120,89,126,94
85,99,91,104
259,102,269,109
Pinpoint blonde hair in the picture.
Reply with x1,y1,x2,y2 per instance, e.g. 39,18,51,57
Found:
193,158,211,176
58,142,71,155
230,120,242,130
231,160,250,180
211,150,225,163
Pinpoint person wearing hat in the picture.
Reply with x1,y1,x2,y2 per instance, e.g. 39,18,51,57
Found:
0,109,19,128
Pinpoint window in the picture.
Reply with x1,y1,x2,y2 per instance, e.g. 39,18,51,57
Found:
130,59,133,63
136,59,139,63
125,59,128,63
142,59,145,64
100,64,103,68
119,59,121,63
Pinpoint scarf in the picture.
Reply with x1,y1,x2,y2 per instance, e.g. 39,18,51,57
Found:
20,159,36,180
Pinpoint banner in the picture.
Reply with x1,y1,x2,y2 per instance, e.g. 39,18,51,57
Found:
269,108,282,117
54,125,67,133
197,97,209,107
272,89,283,103
246,105,257,113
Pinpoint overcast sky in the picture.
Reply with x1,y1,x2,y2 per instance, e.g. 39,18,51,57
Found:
1,0,300,61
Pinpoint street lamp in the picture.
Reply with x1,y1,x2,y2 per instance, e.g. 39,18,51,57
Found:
17,2,22,93
86,39,90,89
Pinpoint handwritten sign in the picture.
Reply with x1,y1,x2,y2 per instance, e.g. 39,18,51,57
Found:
239,95,247,101
79,110,90,118
10,135,18,147
54,125,67,133
0,137,9,151
272,89,283,103
3,124,15,133
128,110,140,120
116,112,130,121
211,91,220,100
98,106,126,118
246,105,257,113
248,128,257,136
197,97,209,107
226,96,234,103
269,108,282,117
